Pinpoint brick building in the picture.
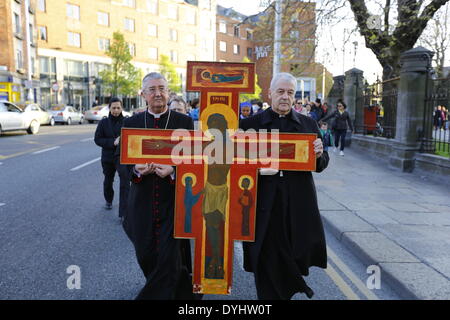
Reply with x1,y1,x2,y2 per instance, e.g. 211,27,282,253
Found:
0,0,39,103
35,0,217,109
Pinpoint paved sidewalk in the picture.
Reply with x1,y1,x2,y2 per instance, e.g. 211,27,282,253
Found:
314,146,450,300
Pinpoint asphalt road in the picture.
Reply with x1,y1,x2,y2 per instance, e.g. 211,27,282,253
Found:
0,124,400,300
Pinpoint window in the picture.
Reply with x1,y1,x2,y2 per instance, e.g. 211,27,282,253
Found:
219,21,226,33
39,56,56,74
67,4,80,20
97,12,109,26
38,0,46,12
68,32,81,47
247,47,253,58
234,26,240,38
124,18,135,32
186,34,196,45
169,29,178,42
14,13,21,34
148,47,158,60
128,43,136,56
16,49,23,69
98,38,110,51
123,0,135,8
170,50,178,63
39,26,47,41
168,4,178,20
292,47,300,57
148,23,157,37
290,30,300,39
147,0,158,14
247,30,253,40
186,10,196,25
219,41,227,52
233,44,240,55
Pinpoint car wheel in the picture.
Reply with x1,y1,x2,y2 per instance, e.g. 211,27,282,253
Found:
88,120,94,124
27,120,40,134
50,118,55,126
79,117,84,124
67,118,72,125
0,124,2,136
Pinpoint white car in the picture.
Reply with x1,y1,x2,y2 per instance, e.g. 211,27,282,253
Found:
0,101,41,135
49,105,84,125
85,105,132,123
21,103,55,126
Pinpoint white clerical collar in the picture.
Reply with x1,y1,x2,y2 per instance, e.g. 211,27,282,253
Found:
147,106,168,118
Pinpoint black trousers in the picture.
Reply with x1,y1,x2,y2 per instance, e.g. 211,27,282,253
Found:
101,160,130,217
334,129,347,151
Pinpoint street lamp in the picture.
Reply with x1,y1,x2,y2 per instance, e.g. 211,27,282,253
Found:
353,41,358,68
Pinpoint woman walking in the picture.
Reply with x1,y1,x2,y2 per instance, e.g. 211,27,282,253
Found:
94,97,130,221
322,100,354,156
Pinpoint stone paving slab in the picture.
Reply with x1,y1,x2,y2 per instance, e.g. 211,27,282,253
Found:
382,202,431,212
379,262,450,300
354,210,400,226
320,211,377,241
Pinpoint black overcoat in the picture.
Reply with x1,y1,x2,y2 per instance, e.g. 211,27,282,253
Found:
120,109,196,299
239,108,329,277
94,114,124,163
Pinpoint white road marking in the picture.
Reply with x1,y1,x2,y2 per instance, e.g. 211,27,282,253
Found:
80,137,94,142
70,157,101,171
325,263,360,300
0,203,5,207
32,146,61,154
0,162,3,165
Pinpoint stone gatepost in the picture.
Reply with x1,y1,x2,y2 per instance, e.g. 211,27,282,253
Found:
327,75,345,108
389,46,434,172
343,68,364,146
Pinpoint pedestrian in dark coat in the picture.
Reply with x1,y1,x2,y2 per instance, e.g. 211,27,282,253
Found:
322,100,354,156
94,97,130,218
120,72,197,300
239,72,329,300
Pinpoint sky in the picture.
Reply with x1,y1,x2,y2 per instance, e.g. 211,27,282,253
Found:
216,0,384,83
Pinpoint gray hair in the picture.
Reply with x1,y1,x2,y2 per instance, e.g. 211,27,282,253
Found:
142,72,168,89
270,72,297,90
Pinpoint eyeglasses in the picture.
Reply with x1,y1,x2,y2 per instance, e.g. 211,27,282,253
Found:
142,86,168,95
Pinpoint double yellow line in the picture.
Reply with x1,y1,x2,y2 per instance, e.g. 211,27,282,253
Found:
325,246,379,300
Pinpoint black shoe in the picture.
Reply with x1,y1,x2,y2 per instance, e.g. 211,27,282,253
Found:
105,202,112,210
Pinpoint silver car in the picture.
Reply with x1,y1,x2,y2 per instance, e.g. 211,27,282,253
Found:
22,103,55,126
85,105,132,123
49,105,84,125
0,101,40,135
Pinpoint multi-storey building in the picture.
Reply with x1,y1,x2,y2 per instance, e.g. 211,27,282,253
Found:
0,0,39,103
35,0,217,109
216,5,255,63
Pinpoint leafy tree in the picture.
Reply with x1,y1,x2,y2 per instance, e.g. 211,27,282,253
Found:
99,31,141,97
158,55,182,93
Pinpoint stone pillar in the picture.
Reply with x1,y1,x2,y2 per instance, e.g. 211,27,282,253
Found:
343,68,364,146
389,46,434,172
327,75,345,107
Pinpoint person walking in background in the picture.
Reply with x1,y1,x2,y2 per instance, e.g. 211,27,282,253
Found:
240,102,253,119
322,100,354,156
189,98,200,121
294,99,308,116
169,97,188,114
94,97,130,220
318,121,333,152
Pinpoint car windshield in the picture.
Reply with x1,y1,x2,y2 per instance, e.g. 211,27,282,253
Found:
51,105,65,111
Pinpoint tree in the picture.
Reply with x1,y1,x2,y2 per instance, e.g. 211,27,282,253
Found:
158,55,182,93
347,0,450,80
239,56,262,102
99,32,142,97
418,2,450,77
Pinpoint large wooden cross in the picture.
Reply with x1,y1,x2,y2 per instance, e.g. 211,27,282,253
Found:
121,61,317,295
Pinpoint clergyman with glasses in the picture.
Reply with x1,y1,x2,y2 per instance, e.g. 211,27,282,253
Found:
118,72,198,300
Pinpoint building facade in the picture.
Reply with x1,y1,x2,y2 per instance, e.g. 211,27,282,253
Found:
36,0,217,110
0,0,39,103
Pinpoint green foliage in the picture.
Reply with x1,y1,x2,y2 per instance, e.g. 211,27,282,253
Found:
239,56,262,102
99,31,142,97
158,55,182,93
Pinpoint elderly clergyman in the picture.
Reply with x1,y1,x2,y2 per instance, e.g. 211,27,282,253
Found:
239,72,329,300
120,72,198,300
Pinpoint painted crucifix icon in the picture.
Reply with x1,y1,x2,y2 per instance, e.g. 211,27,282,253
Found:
120,61,317,295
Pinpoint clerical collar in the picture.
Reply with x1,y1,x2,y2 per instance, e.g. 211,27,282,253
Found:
269,107,292,118
147,106,169,118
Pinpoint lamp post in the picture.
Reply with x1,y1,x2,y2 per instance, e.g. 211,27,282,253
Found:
273,0,283,75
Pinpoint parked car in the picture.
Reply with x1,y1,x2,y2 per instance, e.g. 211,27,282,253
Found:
0,101,41,135
49,105,84,125
20,103,55,126
84,105,132,123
